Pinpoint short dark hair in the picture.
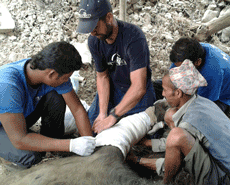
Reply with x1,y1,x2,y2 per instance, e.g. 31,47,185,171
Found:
29,41,82,76
170,37,205,65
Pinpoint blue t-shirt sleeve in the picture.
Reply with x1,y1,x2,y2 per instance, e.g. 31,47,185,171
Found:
127,39,149,72
0,83,23,114
198,68,223,101
88,36,107,72
54,78,73,94
170,63,176,69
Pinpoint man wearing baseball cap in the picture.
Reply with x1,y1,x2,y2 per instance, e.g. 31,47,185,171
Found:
76,0,156,134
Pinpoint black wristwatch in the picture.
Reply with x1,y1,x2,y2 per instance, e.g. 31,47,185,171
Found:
136,156,142,163
109,108,120,120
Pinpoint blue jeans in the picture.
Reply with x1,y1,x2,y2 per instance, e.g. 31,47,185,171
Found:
0,91,66,168
88,83,156,127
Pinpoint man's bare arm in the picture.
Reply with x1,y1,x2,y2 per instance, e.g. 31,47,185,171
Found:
96,69,110,117
62,89,93,136
115,67,147,117
0,112,69,152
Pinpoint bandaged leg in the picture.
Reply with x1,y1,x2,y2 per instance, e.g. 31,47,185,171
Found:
95,111,151,158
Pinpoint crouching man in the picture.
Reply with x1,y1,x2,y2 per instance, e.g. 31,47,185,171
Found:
134,60,230,184
0,41,96,171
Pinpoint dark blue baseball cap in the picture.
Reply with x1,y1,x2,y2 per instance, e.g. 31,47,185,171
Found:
76,0,112,34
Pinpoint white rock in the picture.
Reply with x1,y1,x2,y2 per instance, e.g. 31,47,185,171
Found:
207,4,217,10
71,40,92,64
218,1,226,8
201,9,219,23
142,25,152,33
221,27,230,42
155,68,160,73
143,13,152,25
133,4,142,11
132,13,140,21
0,4,15,33
9,53,17,62
165,13,172,19
40,24,49,34
161,33,174,43
219,6,230,17
199,0,209,6
37,16,43,23
158,60,164,66
9,36,17,41
0,34,6,41
143,6,152,11
46,10,53,18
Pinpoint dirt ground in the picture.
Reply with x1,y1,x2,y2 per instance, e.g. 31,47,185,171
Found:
77,63,97,106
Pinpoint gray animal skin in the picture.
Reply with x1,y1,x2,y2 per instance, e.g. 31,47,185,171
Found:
0,146,162,185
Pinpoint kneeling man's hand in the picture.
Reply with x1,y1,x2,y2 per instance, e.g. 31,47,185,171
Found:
69,136,96,156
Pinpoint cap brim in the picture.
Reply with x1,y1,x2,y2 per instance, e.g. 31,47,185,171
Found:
76,18,99,34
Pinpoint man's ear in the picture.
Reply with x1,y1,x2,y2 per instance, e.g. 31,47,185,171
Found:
194,58,202,68
176,89,183,98
106,12,113,24
47,69,56,79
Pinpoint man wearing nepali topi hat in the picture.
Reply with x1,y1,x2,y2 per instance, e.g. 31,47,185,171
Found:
129,59,230,184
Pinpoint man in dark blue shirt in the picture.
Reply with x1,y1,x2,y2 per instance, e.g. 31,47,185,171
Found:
76,0,156,134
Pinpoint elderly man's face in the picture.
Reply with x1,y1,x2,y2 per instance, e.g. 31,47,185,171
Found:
162,75,180,108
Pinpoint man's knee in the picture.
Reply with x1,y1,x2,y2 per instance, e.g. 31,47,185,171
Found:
166,127,185,144
166,127,195,156
45,90,65,109
18,152,44,168
3,151,44,168
167,127,193,147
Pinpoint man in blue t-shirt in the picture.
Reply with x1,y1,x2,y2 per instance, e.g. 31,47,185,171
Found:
76,0,156,134
169,37,230,113
0,41,96,170
154,37,230,114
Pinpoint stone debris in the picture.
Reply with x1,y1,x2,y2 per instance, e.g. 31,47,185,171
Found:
0,0,229,79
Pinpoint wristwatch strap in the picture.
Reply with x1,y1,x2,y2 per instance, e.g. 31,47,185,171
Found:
109,108,120,120
136,156,142,163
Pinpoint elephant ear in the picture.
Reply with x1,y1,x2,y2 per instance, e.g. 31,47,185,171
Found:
154,99,170,122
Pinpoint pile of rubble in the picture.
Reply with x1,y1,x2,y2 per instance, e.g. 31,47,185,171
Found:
0,0,230,95
0,0,230,73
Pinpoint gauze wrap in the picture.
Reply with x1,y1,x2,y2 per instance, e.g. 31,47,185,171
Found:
95,112,151,158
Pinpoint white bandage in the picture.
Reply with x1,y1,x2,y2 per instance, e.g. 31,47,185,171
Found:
95,111,151,158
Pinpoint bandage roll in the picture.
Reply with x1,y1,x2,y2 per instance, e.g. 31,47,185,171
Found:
95,112,151,158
